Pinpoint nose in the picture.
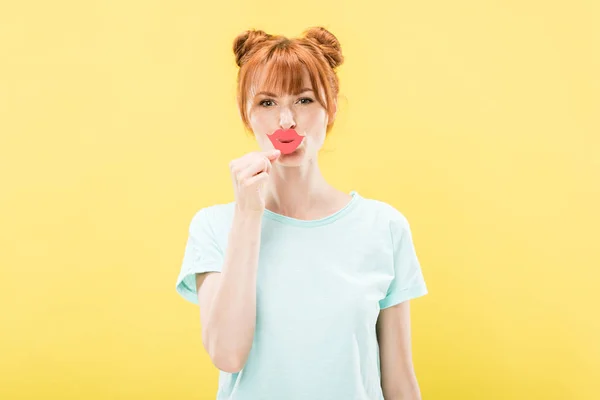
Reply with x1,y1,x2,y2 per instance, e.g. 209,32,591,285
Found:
279,107,296,130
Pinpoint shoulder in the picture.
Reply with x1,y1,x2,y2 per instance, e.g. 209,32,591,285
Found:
188,201,236,234
355,193,411,230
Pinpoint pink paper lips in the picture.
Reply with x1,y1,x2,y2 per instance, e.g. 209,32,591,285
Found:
267,129,304,155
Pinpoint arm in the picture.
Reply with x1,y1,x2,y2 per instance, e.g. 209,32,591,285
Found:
376,301,423,400
195,210,262,373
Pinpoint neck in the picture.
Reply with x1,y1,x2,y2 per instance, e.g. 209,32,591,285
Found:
265,158,333,219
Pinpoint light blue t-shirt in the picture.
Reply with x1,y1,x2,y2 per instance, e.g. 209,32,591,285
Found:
175,191,428,400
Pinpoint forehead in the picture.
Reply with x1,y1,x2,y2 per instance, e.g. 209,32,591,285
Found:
248,62,313,98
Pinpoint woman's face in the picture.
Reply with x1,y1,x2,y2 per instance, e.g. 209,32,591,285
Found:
247,68,334,167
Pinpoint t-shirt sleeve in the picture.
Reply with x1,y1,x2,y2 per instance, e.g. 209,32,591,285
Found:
175,208,224,305
379,216,428,309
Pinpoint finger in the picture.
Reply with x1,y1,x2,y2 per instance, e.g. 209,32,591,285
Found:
244,171,269,189
230,154,256,174
238,157,271,181
232,150,278,174
263,150,280,174
255,149,281,160
255,152,276,175
231,153,265,178
265,149,281,160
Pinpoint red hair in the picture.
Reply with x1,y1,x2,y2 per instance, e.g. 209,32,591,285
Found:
233,27,344,133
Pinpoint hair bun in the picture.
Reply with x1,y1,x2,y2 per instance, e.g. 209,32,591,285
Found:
233,30,272,67
303,27,344,69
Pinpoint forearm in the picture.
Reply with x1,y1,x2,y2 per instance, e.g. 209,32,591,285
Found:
383,377,422,400
204,210,262,370
385,393,421,400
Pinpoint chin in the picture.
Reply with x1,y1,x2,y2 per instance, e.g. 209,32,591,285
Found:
277,146,311,166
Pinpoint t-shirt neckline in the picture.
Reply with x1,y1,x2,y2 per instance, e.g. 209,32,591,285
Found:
262,190,361,228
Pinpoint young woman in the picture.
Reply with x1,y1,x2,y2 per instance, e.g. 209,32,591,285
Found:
176,26,428,400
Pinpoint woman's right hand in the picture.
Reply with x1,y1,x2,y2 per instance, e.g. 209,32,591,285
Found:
229,149,281,214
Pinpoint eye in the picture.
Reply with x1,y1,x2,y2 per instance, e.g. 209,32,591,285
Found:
259,99,275,107
298,97,314,105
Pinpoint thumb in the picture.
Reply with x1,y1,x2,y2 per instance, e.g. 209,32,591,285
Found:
266,149,281,160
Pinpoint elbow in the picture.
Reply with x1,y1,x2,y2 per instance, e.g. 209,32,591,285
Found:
388,390,422,400
203,331,246,373
397,388,422,400
384,383,422,400
385,395,421,400
212,356,244,373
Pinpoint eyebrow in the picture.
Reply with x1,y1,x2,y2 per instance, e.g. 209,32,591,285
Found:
255,88,314,97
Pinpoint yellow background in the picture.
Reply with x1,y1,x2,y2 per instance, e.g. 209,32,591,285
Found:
1,0,598,399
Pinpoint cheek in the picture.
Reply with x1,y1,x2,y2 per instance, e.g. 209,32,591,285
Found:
300,108,328,134
249,109,274,132
248,116,264,137
248,112,275,149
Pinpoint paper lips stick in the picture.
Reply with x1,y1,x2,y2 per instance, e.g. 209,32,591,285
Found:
267,129,304,155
